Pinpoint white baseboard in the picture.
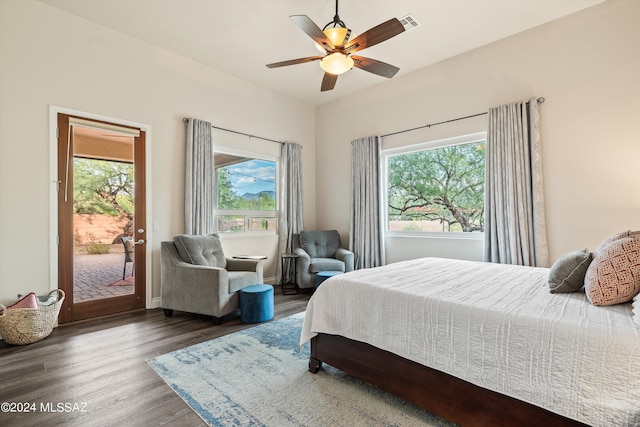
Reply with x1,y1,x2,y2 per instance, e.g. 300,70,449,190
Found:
148,296,162,309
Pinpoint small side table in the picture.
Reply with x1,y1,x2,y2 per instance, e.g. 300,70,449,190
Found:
233,255,267,260
280,253,299,295
316,270,343,287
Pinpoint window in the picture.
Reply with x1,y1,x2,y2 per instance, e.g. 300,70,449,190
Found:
214,150,277,234
383,132,486,234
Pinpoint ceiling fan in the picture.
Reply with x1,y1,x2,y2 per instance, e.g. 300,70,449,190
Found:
266,0,405,92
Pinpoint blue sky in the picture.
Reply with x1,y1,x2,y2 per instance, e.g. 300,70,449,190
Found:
226,159,276,195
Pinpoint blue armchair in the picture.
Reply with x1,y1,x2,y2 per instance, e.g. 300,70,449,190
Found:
293,230,354,289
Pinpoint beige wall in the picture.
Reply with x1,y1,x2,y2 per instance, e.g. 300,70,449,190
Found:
0,0,316,305
1,0,638,307
315,0,640,264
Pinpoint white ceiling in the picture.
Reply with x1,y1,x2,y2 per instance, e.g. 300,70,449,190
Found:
40,0,604,106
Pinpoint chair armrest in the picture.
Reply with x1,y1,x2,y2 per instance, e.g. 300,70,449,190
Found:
226,258,264,283
293,248,313,288
167,261,226,288
293,248,310,265
335,248,354,272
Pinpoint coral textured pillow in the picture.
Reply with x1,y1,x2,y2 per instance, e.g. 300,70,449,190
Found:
594,230,640,255
585,237,640,306
548,249,593,293
8,292,39,309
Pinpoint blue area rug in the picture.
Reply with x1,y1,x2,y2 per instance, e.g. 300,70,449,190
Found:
147,312,456,427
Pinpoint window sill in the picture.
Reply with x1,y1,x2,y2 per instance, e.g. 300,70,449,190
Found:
218,232,278,240
385,231,484,240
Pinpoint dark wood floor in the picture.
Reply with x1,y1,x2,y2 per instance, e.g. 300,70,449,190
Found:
0,287,311,426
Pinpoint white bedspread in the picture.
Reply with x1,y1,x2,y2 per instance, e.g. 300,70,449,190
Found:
300,257,640,426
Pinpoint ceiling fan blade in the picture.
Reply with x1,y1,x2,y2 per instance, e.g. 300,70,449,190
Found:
321,73,338,92
344,18,405,54
290,15,335,52
266,56,323,68
352,55,399,78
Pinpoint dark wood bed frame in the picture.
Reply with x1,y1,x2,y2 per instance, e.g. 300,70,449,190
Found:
309,333,588,427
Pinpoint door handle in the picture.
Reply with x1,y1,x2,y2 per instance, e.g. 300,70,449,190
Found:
135,239,145,245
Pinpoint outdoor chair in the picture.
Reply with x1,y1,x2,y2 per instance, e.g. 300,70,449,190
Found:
122,236,134,280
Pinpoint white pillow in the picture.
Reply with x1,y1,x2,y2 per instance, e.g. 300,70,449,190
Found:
633,292,640,327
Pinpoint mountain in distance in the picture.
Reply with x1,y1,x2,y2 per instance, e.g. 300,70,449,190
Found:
241,190,276,200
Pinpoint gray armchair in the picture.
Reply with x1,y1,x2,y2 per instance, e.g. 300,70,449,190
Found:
161,234,263,323
293,230,354,289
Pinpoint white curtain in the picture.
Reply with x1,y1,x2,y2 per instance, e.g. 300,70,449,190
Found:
184,118,215,235
277,142,304,282
349,136,386,269
484,99,549,267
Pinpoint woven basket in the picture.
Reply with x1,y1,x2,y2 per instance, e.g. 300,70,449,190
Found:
0,289,65,345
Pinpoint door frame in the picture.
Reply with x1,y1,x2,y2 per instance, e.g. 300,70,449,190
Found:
49,106,154,314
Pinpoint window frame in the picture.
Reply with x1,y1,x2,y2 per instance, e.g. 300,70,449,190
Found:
381,131,487,240
213,146,279,236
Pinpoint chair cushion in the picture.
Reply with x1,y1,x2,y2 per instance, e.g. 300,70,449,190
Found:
310,258,346,273
300,230,340,258
174,234,227,268
228,271,259,293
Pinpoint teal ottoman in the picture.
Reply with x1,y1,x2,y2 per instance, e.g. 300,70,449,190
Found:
315,271,343,287
240,284,274,323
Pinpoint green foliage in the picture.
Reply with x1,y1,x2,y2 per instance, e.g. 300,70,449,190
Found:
216,168,276,211
216,168,238,209
73,158,134,217
86,243,110,255
388,142,485,232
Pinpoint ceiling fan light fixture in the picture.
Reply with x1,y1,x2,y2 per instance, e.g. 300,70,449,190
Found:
315,27,351,53
324,26,350,46
266,0,406,92
320,52,354,75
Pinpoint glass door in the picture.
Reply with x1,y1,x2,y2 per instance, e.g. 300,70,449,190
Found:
57,114,146,323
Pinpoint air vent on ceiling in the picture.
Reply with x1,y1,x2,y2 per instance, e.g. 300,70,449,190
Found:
399,14,420,31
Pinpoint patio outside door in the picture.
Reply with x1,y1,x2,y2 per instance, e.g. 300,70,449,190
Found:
57,113,146,323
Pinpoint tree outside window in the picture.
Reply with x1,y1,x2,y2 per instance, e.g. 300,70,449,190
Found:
74,158,134,218
386,136,485,233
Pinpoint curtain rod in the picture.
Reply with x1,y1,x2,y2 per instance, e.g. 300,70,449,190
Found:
183,118,284,145
381,97,545,138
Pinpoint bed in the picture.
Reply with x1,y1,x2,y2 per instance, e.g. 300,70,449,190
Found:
300,257,640,427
